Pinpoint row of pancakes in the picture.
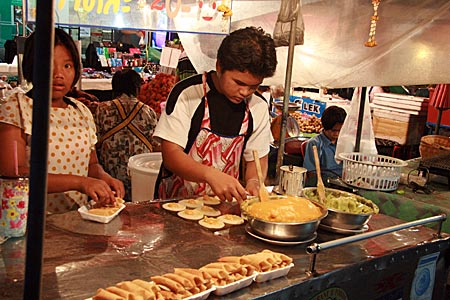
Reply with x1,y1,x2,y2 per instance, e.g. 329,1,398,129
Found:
162,195,244,230
92,250,293,300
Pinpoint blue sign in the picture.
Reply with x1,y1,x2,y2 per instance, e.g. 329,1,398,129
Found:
290,96,326,118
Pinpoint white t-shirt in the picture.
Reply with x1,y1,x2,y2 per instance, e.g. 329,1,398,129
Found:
154,77,273,162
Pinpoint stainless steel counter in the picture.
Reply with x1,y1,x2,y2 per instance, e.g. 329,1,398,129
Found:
1,201,449,300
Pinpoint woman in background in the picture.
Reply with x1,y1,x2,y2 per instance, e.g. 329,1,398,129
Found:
95,69,159,201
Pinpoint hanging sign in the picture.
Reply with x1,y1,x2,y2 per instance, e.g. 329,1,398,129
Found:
26,0,233,34
290,96,327,118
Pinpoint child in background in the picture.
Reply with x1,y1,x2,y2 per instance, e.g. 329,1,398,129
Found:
0,28,124,213
303,106,347,178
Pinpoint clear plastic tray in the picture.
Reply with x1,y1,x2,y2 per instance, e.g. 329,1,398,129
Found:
254,263,294,283
78,204,125,224
213,274,256,296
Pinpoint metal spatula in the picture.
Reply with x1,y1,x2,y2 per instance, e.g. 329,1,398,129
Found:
312,145,326,203
253,150,270,202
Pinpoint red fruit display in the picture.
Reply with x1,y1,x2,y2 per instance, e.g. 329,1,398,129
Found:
138,73,176,117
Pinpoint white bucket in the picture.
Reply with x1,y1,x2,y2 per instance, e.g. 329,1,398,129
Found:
128,152,163,202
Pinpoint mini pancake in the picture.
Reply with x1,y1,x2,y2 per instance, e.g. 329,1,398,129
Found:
178,209,204,220
87,197,125,216
115,197,125,205
88,206,120,216
218,214,244,225
178,198,204,209
199,195,221,206
195,205,221,217
199,217,225,230
162,202,186,212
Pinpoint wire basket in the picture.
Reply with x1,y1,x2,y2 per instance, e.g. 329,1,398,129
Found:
419,135,450,160
339,152,408,192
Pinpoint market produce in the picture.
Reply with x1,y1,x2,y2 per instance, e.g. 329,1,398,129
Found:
304,190,378,214
291,112,323,133
138,73,175,116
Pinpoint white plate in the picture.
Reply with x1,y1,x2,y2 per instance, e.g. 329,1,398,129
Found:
319,223,369,235
78,204,125,224
213,274,256,296
184,286,216,300
254,263,294,283
245,224,317,246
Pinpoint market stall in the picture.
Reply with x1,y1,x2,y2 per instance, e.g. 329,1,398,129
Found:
7,0,450,299
1,201,449,300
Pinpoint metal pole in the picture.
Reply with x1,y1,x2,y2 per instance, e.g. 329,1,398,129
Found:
23,0,54,298
275,17,297,182
434,109,442,135
306,214,447,275
354,87,367,152
307,214,446,255
21,0,27,36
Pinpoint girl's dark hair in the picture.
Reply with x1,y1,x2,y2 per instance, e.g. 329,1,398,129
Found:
217,26,277,79
321,106,347,130
112,69,143,98
22,28,81,87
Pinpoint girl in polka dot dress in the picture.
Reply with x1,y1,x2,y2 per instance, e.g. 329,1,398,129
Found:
0,28,125,213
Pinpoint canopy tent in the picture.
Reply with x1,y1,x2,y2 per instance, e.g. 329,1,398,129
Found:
178,0,450,179
179,0,450,89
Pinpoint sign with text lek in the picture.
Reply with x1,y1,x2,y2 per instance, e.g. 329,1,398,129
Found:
290,96,327,118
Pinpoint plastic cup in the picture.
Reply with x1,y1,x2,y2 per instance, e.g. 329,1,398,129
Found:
0,176,29,238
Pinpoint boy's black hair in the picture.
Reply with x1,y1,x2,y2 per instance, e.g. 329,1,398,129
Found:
321,106,347,130
217,26,277,79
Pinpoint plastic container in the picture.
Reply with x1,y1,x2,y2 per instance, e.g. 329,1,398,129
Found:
339,152,407,192
127,152,162,202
